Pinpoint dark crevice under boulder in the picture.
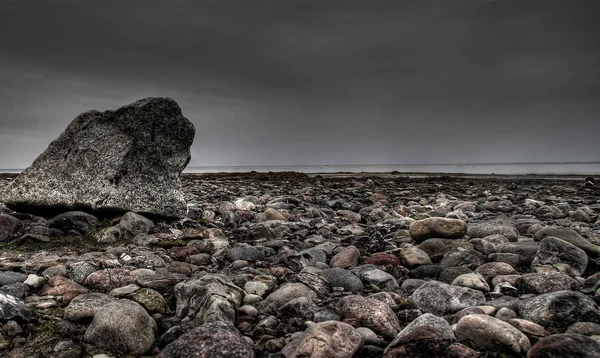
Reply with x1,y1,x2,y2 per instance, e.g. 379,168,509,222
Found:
3,97,195,219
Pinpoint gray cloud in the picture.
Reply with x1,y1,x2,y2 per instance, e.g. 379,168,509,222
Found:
0,1,598,168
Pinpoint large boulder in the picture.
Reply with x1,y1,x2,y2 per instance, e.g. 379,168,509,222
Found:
3,97,195,218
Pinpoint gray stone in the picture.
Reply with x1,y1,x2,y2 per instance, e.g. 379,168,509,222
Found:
411,280,485,315
518,290,600,330
174,273,244,325
119,212,155,239
518,272,581,294
0,292,32,321
84,299,156,355
0,272,28,286
389,313,454,350
48,211,99,235
499,241,540,266
257,282,318,314
281,321,363,358
337,294,400,339
468,222,518,241
0,214,22,242
225,244,275,262
418,238,472,263
3,97,195,218
277,296,319,322
351,265,398,291
528,333,600,358
454,314,531,354
534,227,600,258
532,236,588,277
321,268,364,293
158,321,254,358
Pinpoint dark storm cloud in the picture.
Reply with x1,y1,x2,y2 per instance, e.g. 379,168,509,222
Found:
0,1,599,168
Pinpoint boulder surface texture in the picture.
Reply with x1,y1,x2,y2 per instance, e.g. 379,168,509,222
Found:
4,97,195,218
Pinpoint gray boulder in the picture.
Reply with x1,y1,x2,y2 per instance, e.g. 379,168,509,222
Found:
534,227,600,258
83,299,156,355
174,273,244,325
281,321,363,358
3,97,195,218
411,280,485,315
158,321,254,358
532,237,588,277
518,290,600,330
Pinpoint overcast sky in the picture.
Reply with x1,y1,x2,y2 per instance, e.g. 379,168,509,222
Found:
0,1,598,169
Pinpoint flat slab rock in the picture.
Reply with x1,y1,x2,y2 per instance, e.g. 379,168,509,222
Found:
3,97,195,218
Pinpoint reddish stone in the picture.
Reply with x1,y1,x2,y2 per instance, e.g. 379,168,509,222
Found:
41,275,88,305
171,246,200,261
364,253,401,267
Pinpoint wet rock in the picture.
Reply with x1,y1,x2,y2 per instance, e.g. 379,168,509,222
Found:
411,280,485,315
455,314,531,354
321,268,364,293
0,292,32,321
174,273,244,325
158,321,254,358
281,321,363,358
337,295,400,339
532,237,588,277
527,333,600,358
518,290,600,330
3,97,194,218
409,217,467,242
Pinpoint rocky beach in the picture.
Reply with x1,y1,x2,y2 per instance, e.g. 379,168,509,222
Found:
1,171,599,357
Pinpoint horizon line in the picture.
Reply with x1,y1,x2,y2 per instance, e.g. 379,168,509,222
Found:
2,161,600,171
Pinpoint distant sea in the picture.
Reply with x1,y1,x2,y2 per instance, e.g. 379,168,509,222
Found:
2,162,599,175
185,162,600,175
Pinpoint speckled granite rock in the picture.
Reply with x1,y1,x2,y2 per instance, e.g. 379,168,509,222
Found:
3,97,195,218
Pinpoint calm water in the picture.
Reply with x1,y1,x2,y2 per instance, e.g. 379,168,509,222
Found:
2,163,599,175
185,163,600,175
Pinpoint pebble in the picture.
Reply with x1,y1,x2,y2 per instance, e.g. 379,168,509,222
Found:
0,173,599,356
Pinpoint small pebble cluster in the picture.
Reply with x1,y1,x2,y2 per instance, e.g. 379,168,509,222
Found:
0,172,599,358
